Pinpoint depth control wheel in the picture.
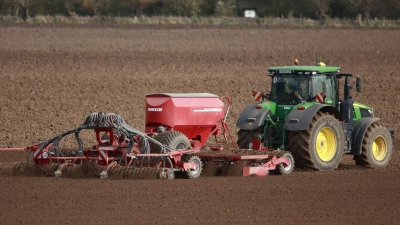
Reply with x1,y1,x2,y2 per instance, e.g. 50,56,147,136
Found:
276,152,295,175
182,155,203,179
158,168,176,180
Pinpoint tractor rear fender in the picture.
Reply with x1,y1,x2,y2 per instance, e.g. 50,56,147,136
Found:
236,103,275,130
350,117,392,155
284,104,343,131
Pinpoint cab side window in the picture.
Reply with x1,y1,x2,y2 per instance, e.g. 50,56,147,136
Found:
312,75,333,103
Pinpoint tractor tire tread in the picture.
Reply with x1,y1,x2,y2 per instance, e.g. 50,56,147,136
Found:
353,122,393,168
288,111,344,171
151,131,190,154
237,126,264,149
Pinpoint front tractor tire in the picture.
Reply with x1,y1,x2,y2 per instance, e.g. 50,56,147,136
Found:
237,126,264,149
288,112,344,171
353,123,393,168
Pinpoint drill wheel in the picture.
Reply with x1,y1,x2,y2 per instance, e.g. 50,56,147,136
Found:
275,151,295,175
182,155,203,179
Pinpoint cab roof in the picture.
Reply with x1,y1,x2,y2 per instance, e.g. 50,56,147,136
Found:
268,66,341,75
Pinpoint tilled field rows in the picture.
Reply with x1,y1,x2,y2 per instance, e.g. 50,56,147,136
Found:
0,25,399,225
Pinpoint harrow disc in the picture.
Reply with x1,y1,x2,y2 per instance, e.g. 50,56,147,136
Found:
56,163,102,178
124,167,174,179
12,161,177,180
100,166,175,180
13,162,59,177
100,165,127,179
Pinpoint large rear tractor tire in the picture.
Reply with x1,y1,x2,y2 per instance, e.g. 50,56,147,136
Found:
353,123,393,168
288,112,344,171
151,131,191,153
237,126,264,149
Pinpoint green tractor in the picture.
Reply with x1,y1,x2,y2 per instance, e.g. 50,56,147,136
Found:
236,62,395,171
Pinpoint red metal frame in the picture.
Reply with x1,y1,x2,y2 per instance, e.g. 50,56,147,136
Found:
0,140,202,174
210,96,237,149
197,150,291,176
0,94,293,178
242,155,290,176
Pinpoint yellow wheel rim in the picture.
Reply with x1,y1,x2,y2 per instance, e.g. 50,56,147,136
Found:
316,127,337,161
372,136,387,161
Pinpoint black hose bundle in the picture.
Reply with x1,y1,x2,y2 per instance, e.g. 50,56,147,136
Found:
37,112,173,155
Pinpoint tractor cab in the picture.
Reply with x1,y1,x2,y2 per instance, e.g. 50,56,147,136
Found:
270,75,309,105
268,65,342,106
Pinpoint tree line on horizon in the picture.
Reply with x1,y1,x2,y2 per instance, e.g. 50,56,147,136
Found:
1,0,399,22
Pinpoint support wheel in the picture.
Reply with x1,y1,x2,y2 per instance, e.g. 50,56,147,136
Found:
288,111,344,171
158,168,175,180
276,152,294,175
237,126,264,149
166,169,175,180
182,155,203,179
151,131,191,153
353,123,393,168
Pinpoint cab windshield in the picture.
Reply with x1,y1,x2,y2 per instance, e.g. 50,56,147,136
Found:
271,76,309,104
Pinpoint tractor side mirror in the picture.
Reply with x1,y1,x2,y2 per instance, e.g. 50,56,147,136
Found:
356,76,362,92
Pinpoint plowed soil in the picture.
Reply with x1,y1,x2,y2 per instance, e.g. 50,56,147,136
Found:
0,24,399,225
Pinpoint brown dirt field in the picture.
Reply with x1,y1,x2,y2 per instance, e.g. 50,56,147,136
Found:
0,24,400,225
